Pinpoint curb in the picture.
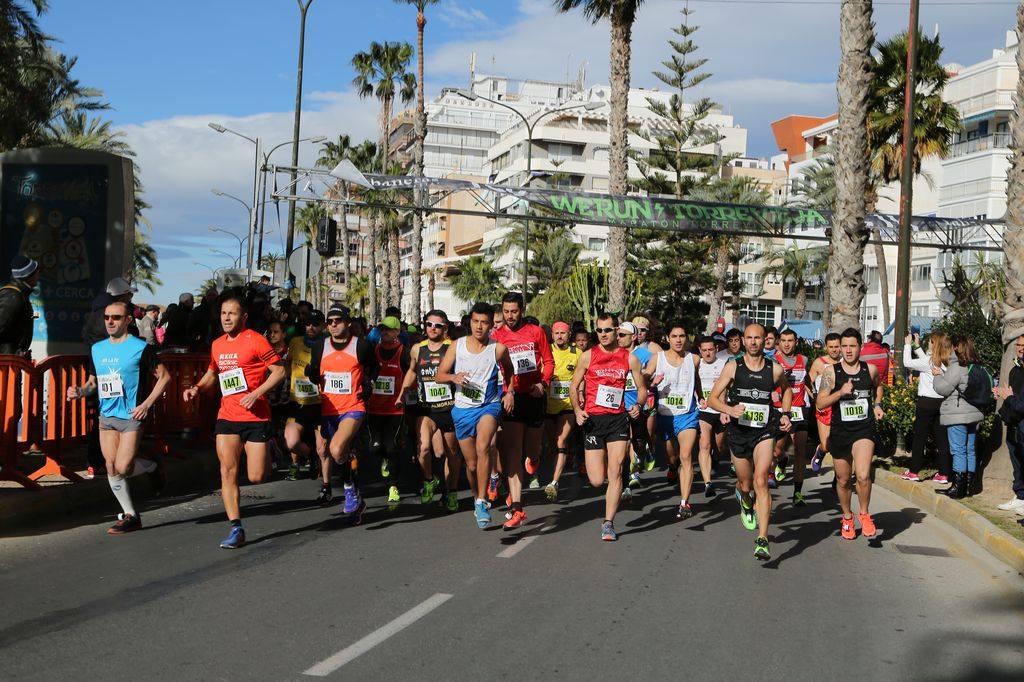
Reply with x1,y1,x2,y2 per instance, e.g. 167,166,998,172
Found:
874,467,1024,574
0,447,220,534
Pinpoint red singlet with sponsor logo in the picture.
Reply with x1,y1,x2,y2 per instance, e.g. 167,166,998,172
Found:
772,353,809,408
367,343,404,416
584,345,630,415
209,328,281,422
492,322,554,394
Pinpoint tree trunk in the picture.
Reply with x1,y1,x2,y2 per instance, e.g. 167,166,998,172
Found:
829,0,874,331
707,238,729,333
823,241,833,328
389,229,401,309
606,13,633,312
873,231,891,331
992,3,1024,493
368,218,379,322
409,12,427,324
427,268,436,311
796,284,807,320
379,221,392,311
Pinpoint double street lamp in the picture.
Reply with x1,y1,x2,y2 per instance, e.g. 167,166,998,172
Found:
455,89,604,294
209,226,249,266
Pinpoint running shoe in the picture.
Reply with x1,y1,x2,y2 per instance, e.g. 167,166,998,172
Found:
792,491,807,507
859,512,877,538
380,459,390,479
735,489,757,531
774,462,787,483
601,520,617,541
286,463,300,481
528,476,541,490
840,516,856,540
630,457,641,475
729,464,736,477
676,502,693,520
705,481,716,499
621,487,633,503
767,473,778,489
644,455,656,472
220,525,246,549
900,470,920,482
316,484,333,506
505,494,513,508
503,509,527,530
85,466,96,480
342,486,361,514
107,513,141,535
443,492,459,512
754,536,770,561
810,446,825,473
933,474,949,484
420,478,439,504
487,474,500,502
387,485,401,508
349,499,367,526
474,499,491,529
544,481,558,502
525,457,539,476
628,471,642,489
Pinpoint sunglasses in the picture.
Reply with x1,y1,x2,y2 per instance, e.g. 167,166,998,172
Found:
617,332,633,338
104,314,125,321
596,327,615,334
327,318,345,326
635,327,648,333
424,321,446,329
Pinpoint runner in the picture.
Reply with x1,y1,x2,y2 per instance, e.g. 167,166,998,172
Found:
67,301,170,535
808,332,842,472
815,328,884,540
772,329,813,506
763,326,779,360
183,296,286,549
366,316,410,510
724,328,743,359
569,313,648,541
696,335,728,498
646,324,702,519
492,292,554,529
574,328,591,353
283,312,327,481
435,302,515,529
396,310,461,511
543,321,579,502
305,305,377,520
624,318,661,481
707,323,793,561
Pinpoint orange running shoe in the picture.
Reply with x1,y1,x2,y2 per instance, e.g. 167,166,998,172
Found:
505,494,513,508
486,473,499,502
503,509,527,530
859,512,877,538
840,515,856,540
524,457,538,476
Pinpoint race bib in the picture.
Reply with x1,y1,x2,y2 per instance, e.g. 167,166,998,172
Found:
510,349,538,375
459,382,484,405
550,380,571,400
840,398,869,422
424,381,453,404
323,371,352,395
789,406,804,422
664,394,689,409
218,368,247,396
738,402,768,428
293,378,319,399
596,384,624,409
97,373,124,399
625,372,637,391
372,375,396,396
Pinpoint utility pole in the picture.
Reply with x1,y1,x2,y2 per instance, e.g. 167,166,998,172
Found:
894,0,920,373
286,0,314,285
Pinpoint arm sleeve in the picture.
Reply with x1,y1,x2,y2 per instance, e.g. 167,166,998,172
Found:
537,327,554,384
902,348,931,373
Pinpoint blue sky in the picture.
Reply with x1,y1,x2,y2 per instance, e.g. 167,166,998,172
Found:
40,0,1018,304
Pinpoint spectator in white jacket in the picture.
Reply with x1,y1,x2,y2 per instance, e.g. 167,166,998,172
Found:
900,331,952,484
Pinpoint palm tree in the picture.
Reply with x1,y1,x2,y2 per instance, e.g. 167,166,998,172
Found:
352,41,416,318
533,232,582,289
866,28,961,329
451,255,503,308
554,0,645,312
395,0,439,323
346,273,370,314
829,0,874,331
760,245,828,320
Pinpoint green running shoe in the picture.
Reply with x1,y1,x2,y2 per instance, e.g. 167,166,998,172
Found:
443,491,459,512
286,463,299,481
544,481,558,502
735,488,757,531
387,485,400,507
380,459,391,479
420,478,438,504
793,491,807,507
528,476,541,489
754,536,771,561
644,455,656,472
774,463,786,482
630,457,641,475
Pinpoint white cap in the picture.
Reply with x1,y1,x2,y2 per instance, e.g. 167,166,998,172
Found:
106,277,137,296
618,321,637,335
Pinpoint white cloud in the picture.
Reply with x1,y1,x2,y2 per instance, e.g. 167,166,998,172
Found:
437,2,490,27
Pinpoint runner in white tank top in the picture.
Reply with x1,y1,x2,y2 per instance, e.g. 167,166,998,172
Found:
696,336,729,497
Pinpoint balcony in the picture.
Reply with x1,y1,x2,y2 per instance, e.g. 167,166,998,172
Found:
947,133,1011,159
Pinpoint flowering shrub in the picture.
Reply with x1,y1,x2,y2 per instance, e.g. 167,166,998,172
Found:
877,378,917,449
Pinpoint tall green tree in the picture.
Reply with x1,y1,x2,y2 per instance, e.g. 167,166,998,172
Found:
352,40,416,318
554,0,645,312
866,28,962,329
451,255,503,308
395,0,440,323
829,0,874,330
759,245,828,320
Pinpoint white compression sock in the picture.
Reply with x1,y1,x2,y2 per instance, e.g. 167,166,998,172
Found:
108,474,136,516
129,458,157,476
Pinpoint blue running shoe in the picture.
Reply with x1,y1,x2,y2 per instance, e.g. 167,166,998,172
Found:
811,445,825,473
343,486,361,514
220,525,246,549
474,499,491,529
601,520,617,541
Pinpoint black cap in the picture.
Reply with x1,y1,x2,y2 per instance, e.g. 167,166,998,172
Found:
309,310,326,325
326,305,350,320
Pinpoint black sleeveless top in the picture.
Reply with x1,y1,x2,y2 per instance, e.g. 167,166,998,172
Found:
830,361,875,437
727,356,776,432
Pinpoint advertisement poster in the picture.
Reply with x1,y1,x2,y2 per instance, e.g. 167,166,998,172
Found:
0,163,109,347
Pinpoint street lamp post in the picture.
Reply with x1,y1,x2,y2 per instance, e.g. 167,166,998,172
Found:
208,124,260,282
454,89,603,295
257,135,325,263
209,226,249,266
287,0,315,287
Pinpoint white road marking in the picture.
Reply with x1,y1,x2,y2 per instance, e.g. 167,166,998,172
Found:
303,593,453,676
495,524,556,558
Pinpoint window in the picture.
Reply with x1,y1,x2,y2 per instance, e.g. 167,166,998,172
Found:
912,264,932,282
548,142,581,161
587,238,606,251
347,242,358,255
864,306,878,327
738,271,763,297
911,305,930,317
739,304,776,326
594,147,610,161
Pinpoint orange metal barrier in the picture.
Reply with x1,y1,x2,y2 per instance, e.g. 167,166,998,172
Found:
1,355,42,489
152,353,219,456
28,355,90,484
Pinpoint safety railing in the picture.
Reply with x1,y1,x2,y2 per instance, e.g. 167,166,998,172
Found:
0,352,220,489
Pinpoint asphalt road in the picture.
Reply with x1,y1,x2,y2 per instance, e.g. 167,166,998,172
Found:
2,465,1023,681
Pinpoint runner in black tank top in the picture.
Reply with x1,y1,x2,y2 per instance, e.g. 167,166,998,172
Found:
707,323,793,561
815,328,885,541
